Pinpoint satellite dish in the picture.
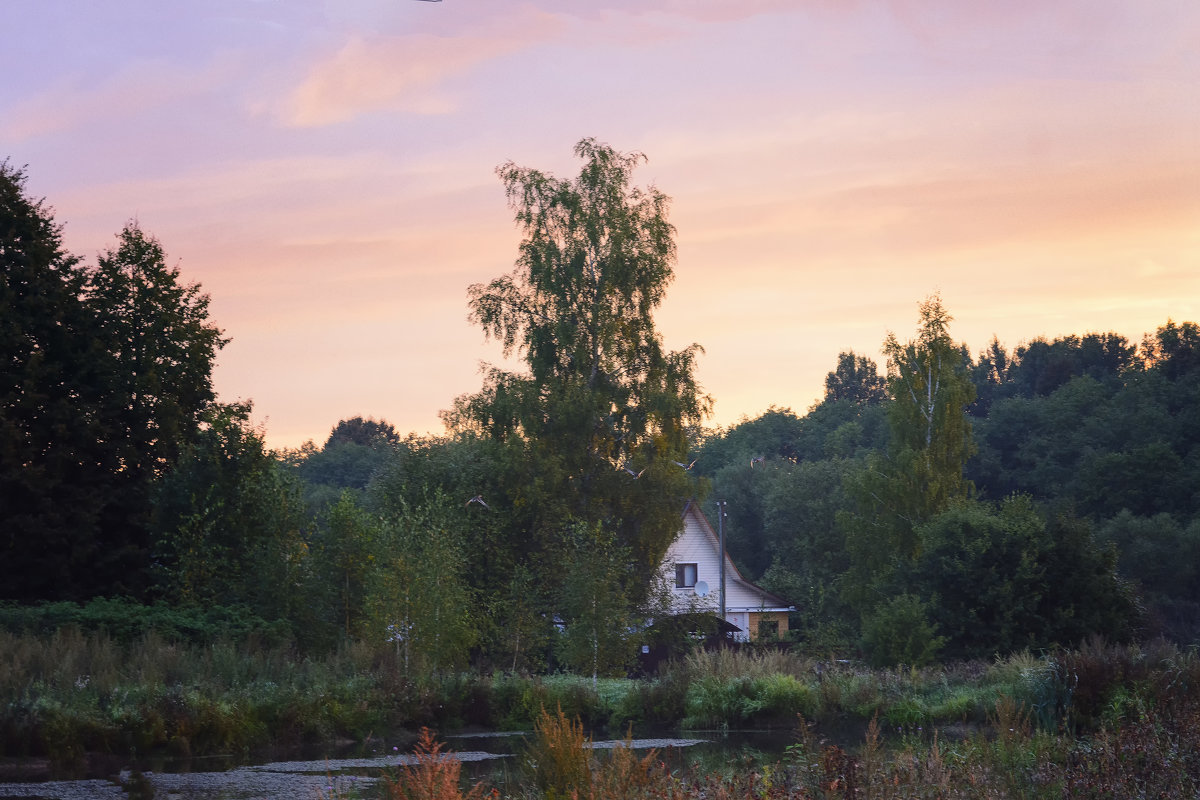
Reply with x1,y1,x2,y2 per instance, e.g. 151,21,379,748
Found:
694,580,709,597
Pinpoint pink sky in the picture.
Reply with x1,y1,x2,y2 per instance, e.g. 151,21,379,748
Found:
4,0,1198,448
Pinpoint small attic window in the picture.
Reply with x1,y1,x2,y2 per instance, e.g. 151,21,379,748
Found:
675,563,698,588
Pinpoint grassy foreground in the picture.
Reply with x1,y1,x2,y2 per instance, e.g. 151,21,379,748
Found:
4,629,1200,796
365,695,1200,800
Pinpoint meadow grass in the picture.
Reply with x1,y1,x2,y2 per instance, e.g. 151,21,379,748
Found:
7,625,1200,797
369,690,1200,800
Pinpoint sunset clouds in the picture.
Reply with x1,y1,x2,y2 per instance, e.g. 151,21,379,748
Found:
4,0,1197,446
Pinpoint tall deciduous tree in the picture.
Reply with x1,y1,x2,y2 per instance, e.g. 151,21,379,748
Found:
881,294,977,512
445,139,709,586
842,295,976,610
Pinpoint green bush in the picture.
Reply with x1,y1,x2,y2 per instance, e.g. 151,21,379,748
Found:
683,674,817,729
0,599,293,648
610,673,689,729
752,673,817,722
860,594,946,668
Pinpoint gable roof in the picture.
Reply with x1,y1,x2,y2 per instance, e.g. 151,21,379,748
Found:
663,502,791,613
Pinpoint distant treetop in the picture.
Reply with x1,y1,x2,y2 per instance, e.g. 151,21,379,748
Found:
326,416,400,448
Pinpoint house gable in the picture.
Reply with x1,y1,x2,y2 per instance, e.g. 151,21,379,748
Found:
659,504,792,640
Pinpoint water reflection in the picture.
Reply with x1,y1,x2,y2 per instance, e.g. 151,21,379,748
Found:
0,733,748,800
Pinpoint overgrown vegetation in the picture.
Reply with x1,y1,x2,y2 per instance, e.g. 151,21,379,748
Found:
7,141,1200,796
6,629,1199,780
374,655,1200,799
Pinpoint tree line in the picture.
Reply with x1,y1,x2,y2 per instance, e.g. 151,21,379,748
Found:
701,309,1200,664
4,145,1197,674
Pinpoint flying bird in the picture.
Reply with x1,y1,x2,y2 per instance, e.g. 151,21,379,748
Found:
750,456,765,467
673,459,697,470
622,465,647,479
466,495,490,509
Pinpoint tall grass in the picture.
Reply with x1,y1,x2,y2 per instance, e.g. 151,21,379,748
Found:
0,628,389,762
376,692,1200,800
682,648,815,681
9,626,1200,787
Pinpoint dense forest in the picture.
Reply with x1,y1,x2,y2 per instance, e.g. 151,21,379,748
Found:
4,146,1198,676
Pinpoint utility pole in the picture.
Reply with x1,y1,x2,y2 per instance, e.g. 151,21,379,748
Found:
717,499,727,626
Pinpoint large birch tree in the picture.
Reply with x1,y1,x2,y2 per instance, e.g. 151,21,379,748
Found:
445,138,709,589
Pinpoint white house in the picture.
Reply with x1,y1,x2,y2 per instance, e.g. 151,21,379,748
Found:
659,503,793,642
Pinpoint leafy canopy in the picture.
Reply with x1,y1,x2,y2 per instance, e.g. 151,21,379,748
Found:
446,138,709,579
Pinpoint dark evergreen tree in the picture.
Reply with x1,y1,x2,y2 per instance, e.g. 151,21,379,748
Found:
86,223,227,482
1,163,123,600
82,223,228,587
325,415,400,448
824,350,887,404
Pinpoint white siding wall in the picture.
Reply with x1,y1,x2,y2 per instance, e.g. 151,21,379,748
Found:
660,510,724,609
661,508,789,616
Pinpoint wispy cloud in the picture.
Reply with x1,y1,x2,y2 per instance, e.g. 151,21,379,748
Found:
280,7,564,126
0,55,244,143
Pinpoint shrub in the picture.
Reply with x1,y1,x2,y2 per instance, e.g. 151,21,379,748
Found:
610,672,689,730
860,594,945,668
682,676,757,728
752,674,817,723
525,705,590,798
382,727,489,800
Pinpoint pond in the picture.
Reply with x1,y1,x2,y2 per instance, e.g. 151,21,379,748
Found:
0,728,807,799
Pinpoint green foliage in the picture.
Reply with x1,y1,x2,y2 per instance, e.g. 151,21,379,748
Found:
488,563,552,674
1096,511,1200,640
0,629,389,759
445,138,708,596
970,323,1200,524
910,498,1051,658
682,676,760,728
557,523,636,686
678,650,818,728
860,594,945,668
151,402,309,625
1,164,141,600
284,416,403,515
890,498,1135,660
86,222,227,484
842,296,976,616
298,437,397,494
363,493,478,679
326,415,400,448
0,598,292,646
825,350,888,404
3,171,228,604
698,403,881,590
881,294,977,510
313,491,380,641
610,671,690,728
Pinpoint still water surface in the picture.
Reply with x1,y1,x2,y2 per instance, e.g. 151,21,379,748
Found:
0,729,802,799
